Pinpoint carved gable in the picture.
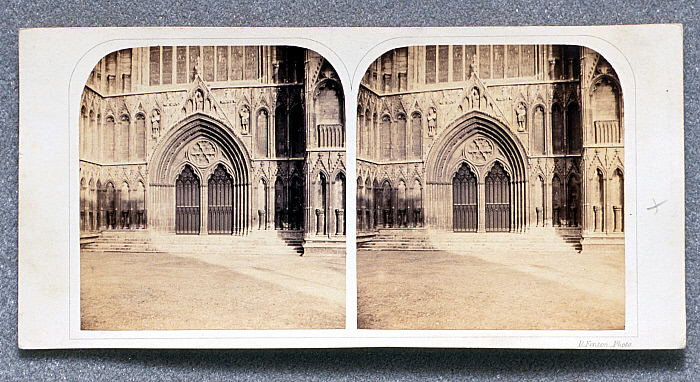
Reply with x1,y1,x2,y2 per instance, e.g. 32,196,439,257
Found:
176,76,234,129
457,73,512,130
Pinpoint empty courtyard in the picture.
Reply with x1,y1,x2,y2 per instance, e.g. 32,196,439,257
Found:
357,241,624,330
81,249,345,330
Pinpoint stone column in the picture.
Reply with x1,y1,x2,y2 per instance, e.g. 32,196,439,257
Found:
593,206,602,232
477,180,486,233
315,209,323,235
258,210,265,230
200,184,208,235
613,206,623,232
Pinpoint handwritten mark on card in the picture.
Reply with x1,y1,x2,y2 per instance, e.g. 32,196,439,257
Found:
647,198,667,215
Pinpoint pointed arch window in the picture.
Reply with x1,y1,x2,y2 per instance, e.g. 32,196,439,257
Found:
135,113,146,161
290,177,304,230
395,114,407,160
118,114,130,162
567,103,581,153
411,112,422,159
533,106,545,155
552,104,564,154
256,109,269,158
275,106,288,157
380,115,391,161
290,104,305,158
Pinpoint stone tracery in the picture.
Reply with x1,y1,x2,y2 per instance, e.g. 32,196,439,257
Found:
357,44,624,250
79,46,346,254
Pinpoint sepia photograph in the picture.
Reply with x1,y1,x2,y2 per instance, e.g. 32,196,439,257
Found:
356,44,625,330
77,45,347,330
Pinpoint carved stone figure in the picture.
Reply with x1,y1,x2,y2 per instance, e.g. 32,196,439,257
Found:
427,107,437,137
194,90,204,111
471,87,480,110
240,106,250,135
151,109,160,137
516,102,527,132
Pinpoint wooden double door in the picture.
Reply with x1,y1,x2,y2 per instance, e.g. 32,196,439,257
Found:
175,164,235,234
452,162,511,232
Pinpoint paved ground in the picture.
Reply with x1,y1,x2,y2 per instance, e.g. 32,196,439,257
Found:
357,248,625,330
81,250,345,330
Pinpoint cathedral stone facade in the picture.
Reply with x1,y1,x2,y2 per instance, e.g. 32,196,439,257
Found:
79,46,346,254
356,45,624,250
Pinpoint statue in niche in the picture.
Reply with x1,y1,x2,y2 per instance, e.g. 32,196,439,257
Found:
151,109,161,137
194,90,204,111
516,102,527,132
427,107,437,137
240,106,250,135
471,87,480,110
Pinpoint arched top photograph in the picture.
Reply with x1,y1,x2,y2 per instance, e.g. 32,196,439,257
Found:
78,44,347,331
356,44,626,332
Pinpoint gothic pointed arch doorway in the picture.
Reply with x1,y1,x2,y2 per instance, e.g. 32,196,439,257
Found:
425,112,527,232
208,164,233,234
452,163,477,232
149,115,252,235
176,165,200,234
485,162,511,232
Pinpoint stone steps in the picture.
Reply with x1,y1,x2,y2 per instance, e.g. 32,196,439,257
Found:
357,228,435,251
358,227,583,253
82,230,305,256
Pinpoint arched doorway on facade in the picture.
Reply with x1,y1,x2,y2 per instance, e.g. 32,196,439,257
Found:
175,165,200,234
208,164,233,234
534,175,545,227
365,178,372,230
316,173,328,235
380,180,393,228
105,182,116,229
552,174,562,226
372,179,380,229
612,169,624,232
257,178,268,230
290,177,304,230
411,179,423,227
397,180,407,227
149,115,252,235
274,177,286,230
334,173,346,235
485,162,511,232
452,163,477,232
567,174,581,227
425,112,528,232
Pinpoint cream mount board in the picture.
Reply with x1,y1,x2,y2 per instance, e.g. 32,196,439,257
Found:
18,26,684,349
